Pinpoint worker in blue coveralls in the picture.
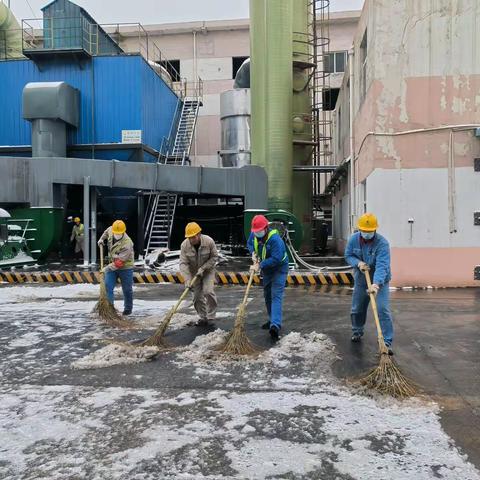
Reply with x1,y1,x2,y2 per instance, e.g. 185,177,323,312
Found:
247,214,289,341
345,212,394,355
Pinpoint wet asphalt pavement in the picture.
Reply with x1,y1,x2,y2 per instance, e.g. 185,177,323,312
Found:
1,283,479,479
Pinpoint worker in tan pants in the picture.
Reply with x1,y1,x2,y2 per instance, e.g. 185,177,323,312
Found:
179,222,218,326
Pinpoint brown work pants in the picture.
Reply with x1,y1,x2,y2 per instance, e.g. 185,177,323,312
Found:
191,269,217,321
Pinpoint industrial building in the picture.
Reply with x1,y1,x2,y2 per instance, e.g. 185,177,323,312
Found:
331,0,480,287
0,0,479,287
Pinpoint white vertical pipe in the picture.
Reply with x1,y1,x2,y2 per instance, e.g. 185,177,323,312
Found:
193,29,198,163
90,187,97,265
83,176,90,266
348,48,356,232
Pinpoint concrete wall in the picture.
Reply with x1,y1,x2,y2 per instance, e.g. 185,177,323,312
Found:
331,0,480,286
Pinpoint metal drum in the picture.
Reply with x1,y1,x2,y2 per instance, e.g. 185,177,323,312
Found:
219,89,251,168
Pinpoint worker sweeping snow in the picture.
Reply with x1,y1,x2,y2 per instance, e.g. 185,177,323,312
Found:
179,222,218,326
247,215,288,341
70,216,84,256
97,220,134,316
345,213,394,354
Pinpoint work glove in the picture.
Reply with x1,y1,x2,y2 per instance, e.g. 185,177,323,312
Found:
251,252,259,264
367,283,379,295
97,239,104,247
197,267,205,278
249,262,260,274
358,261,369,272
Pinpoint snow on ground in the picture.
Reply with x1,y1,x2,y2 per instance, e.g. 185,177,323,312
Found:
0,284,479,479
72,343,160,369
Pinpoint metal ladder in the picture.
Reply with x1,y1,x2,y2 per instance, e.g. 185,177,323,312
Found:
144,94,202,255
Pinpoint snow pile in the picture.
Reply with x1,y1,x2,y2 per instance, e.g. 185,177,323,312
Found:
137,312,198,330
262,331,338,366
0,284,102,302
177,329,229,363
72,343,159,369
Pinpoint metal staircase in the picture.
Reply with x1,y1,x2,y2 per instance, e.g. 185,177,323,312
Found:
144,82,203,255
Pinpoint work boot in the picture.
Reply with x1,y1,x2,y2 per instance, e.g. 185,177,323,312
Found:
385,345,394,356
269,325,280,341
195,318,209,327
122,309,132,316
261,321,270,330
351,333,362,343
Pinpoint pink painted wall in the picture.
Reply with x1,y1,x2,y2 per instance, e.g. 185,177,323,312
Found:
391,247,480,288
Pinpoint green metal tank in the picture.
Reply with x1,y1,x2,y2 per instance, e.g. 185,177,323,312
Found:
249,0,266,170
9,207,64,260
0,2,24,59
264,0,293,211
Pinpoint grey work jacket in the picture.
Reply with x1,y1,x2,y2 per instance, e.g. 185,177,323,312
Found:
179,234,218,282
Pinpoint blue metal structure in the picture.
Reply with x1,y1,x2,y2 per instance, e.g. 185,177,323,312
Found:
40,0,122,55
0,55,179,162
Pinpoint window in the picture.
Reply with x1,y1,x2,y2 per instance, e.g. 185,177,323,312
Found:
232,56,249,79
158,59,181,82
325,51,347,73
322,88,340,111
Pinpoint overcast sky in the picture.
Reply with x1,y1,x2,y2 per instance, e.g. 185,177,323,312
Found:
8,0,364,25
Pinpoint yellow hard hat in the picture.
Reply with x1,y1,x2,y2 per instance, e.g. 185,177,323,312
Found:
74,217,81,223
185,222,202,238
357,213,378,232
112,220,126,235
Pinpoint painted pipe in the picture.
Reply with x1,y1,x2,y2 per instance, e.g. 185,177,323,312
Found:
348,49,355,232
249,0,266,170
0,2,23,59
264,0,293,211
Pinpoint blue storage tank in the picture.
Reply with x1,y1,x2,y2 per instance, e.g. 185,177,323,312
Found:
0,54,180,162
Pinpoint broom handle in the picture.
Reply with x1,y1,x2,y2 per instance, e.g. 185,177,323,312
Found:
364,269,388,354
99,244,104,270
241,270,255,306
170,274,199,315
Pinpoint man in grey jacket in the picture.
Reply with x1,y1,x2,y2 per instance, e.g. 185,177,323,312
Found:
179,222,218,326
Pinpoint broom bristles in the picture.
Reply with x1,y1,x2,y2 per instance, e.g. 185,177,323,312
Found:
140,308,174,348
360,353,418,398
92,277,134,330
217,304,259,356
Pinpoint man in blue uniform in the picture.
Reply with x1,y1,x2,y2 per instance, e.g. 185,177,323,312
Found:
345,213,394,354
247,215,289,340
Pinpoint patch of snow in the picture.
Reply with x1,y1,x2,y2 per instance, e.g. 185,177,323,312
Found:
8,331,42,348
0,284,102,302
177,329,229,364
72,343,159,369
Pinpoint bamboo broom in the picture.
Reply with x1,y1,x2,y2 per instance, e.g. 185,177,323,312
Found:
359,270,417,398
92,244,133,329
217,268,259,356
141,274,200,348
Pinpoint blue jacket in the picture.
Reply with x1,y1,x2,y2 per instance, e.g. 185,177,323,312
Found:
345,232,391,286
247,230,288,271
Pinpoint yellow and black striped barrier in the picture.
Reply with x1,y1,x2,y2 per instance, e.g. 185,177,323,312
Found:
0,270,354,286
